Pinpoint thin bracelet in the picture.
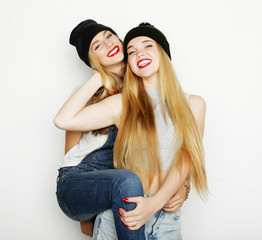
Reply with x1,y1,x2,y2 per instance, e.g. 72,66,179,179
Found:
184,184,190,201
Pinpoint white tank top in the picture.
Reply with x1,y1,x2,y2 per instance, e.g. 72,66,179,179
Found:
57,132,108,169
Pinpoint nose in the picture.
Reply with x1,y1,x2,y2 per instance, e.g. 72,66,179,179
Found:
136,49,144,58
105,39,113,48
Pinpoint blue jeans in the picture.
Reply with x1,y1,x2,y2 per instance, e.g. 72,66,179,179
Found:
56,126,145,240
93,208,182,240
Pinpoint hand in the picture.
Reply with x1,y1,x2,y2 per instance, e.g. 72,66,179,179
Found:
80,221,93,237
162,185,186,212
163,178,190,213
118,196,159,231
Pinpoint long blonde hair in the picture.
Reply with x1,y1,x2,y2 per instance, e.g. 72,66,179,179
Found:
87,52,125,135
114,44,208,197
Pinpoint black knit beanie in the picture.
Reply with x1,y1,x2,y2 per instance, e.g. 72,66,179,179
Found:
123,22,171,61
69,19,117,67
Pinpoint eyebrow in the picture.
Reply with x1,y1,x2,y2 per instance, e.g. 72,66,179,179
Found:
127,39,154,51
90,31,108,50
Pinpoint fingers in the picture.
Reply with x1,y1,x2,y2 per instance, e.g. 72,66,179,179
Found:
163,200,183,213
119,207,140,220
127,222,142,231
164,199,182,208
118,196,147,231
119,215,143,231
163,205,180,212
122,196,143,203
119,196,143,219
118,207,143,231
164,191,186,209
165,195,177,205
167,193,183,204
118,200,142,219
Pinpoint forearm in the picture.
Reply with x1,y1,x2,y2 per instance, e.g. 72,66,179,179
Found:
119,164,190,230
54,73,102,129
152,164,189,210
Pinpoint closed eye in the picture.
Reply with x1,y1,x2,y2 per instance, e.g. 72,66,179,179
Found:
95,44,101,50
145,44,153,48
128,50,135,55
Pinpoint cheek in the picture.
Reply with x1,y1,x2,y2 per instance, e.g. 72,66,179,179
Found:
154,59,160,70
114,37,122,46
128,58,137,73
94,52,105,64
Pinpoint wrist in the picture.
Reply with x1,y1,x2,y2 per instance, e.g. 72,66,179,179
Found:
151,193,168,211
184,183,190,201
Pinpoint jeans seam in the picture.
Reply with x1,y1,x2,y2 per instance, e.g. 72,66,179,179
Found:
58,200,80,221
111,178,134,239
150,210,164,236
88,151,100,168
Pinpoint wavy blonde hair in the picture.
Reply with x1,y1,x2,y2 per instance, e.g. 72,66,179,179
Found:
88,52,125,135
114,44,208,197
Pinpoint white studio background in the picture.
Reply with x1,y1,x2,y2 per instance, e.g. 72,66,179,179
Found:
0,0,261,239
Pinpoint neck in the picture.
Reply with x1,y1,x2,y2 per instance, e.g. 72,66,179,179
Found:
106,61,125,76
142,73,160,89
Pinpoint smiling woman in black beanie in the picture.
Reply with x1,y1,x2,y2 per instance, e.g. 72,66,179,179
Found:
69,19,117,67
55,19,148,240
90,22,207,239
54,21,191,240
123,22,171,60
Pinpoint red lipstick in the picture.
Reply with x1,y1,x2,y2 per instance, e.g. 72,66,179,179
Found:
137,58,152,69
107,46,120,57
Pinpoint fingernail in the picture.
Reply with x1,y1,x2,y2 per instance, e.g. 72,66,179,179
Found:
118,208,120,214
122,197,128,201
125,225,129,228
118,216,122,220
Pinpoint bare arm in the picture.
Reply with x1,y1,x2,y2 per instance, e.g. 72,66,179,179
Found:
151,95,206,208
188,94,206,137
54,72,122,131
162,177,190,212
120,158,189,230
162,94,206,212
65,131,82,154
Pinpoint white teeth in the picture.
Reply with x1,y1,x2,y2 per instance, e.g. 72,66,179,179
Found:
108,47,118,56
138,59,151,67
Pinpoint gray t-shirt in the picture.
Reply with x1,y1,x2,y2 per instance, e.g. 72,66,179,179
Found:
145,88,189,170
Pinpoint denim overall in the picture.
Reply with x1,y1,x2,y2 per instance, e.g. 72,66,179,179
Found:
56,126,146,240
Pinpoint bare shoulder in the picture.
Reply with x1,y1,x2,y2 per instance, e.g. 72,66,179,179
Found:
187,94,206,136
188,94,206,114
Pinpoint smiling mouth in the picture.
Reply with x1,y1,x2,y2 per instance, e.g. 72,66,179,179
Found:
107,46,120,57
137,59,152,69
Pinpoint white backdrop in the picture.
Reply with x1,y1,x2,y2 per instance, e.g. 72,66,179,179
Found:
1,0,261,239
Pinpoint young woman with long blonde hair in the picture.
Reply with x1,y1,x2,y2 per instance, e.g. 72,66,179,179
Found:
55,20,188,239
93,22,207,239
